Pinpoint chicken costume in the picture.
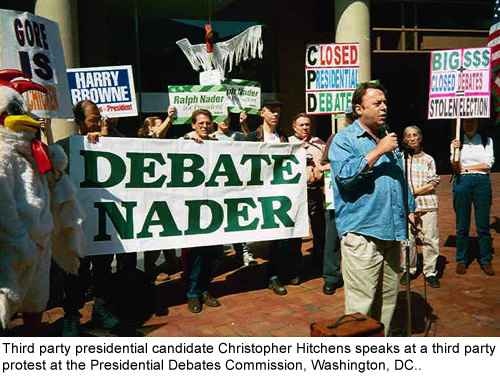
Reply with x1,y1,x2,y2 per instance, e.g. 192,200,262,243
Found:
0,70,84,332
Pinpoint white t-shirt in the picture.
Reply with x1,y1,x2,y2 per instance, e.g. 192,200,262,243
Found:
264,131,280,143
451,134,495,174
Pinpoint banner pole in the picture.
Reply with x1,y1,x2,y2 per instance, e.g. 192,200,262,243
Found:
453,116,461,162
44,118,54,145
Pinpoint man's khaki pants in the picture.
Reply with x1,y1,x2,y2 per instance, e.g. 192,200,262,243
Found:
341,233,400,336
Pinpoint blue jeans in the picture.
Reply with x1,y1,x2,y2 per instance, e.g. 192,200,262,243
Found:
186,245,222,298
323,210,341,283
453,174,492,265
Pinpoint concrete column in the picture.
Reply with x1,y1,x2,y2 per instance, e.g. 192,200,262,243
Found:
35,0,79,141
334,0,371,132
335,0,371,82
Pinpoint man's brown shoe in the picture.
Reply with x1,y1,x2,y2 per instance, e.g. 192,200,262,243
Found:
456,263,467,275
187,297,202,313
481,263,495,276
202,292,221,307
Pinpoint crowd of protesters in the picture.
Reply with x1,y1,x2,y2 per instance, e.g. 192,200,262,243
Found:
0,81,495,337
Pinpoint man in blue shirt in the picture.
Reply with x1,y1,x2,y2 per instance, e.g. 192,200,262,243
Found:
330,82,415,335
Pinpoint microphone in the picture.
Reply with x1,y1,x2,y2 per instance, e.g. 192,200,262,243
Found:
380,124,401,158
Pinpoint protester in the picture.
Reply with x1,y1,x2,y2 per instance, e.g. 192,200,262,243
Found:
100,116,138,273
58,100,123,336
319,106,355,295
182,109,223,313
246,98,302,295
210,112,245,141
137,105,176,139
0,72,83,335
137,107,180,282
401,125,441,288
330,82,415,335
289,113,326,269
450,119,495,276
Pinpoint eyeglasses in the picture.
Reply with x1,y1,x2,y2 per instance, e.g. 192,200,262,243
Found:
86,116,103,125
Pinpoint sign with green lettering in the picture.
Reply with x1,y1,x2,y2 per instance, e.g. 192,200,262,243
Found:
168,85,227,124
69,136,309,255
305,43,359,115
428,47,491,119
223,79,261,115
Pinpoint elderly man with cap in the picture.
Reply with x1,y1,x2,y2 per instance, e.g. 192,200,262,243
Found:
245,98,301,295
318,106,355,295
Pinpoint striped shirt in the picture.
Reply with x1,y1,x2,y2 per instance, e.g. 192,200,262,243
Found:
405,152,440,212
289,135,326,187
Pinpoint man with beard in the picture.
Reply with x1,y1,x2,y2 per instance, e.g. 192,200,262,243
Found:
329,82,415,335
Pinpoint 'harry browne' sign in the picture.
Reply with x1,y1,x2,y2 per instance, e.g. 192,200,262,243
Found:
69,137,309,255
428,47,491,119
67,65,137,117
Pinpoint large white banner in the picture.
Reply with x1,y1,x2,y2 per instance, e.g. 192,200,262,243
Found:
69,136,309,255
0,9,73,118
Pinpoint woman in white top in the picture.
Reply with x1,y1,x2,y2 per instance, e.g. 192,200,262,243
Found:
450,119,495,276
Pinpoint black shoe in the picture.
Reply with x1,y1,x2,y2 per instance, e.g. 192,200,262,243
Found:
289,276,300,285
202,292,221,307
425,276,440,288
322,282,336,295
481,263,495,276
456,262,467,275
91,297,120,330
268,279,287,295
187,297,202,313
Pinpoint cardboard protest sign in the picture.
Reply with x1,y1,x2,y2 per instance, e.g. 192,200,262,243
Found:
69,137,309,255
428,47,491,119
168,85,227,123
67,65,137,118
223,79,261,115
305,43,359,115
0,9,72,118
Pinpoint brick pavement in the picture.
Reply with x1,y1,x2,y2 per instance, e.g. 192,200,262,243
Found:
8,174,500,337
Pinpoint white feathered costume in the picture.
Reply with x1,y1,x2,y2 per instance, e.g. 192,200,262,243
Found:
0,70,85,330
